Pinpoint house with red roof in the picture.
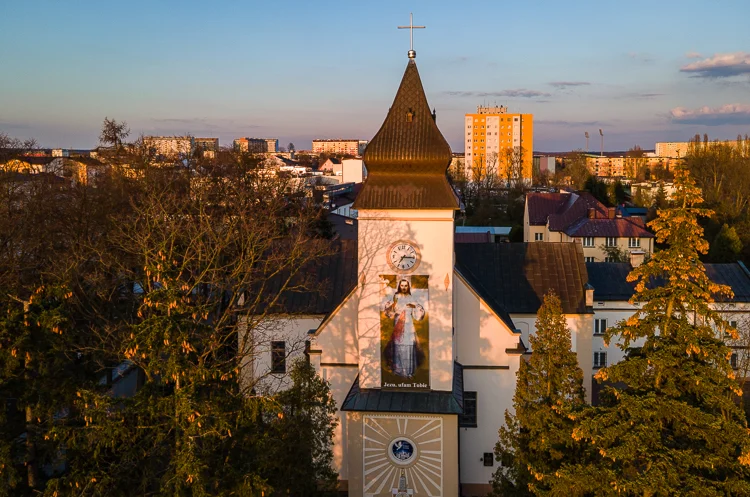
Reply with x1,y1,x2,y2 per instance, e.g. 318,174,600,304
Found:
524,191,655,264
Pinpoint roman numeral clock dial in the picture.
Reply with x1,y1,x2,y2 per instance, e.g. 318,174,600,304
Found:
387,241,421,272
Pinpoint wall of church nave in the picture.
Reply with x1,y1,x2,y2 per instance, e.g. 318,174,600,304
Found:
313,290,360,365
319,365,359,481
453,274,522,366
511,313,595,403
345,411,459,497
459,368,518,492
357,210,456,391
238,315,323,394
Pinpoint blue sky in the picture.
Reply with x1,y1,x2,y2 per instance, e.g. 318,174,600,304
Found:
1,0,748,151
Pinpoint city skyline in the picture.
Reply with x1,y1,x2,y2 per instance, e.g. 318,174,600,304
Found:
1,0,748,151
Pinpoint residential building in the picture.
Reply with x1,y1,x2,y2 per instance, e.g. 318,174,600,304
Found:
233,137,278,153
312,139,368,156
143,136,194,158
464,105,533,183
655,141,691,158
193,138,219,158
524,191,655,262
534,155,556,175
586,261,750,403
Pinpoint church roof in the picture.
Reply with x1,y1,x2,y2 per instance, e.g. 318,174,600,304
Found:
340,362,464,414
455,242,590,314
353,59,458,210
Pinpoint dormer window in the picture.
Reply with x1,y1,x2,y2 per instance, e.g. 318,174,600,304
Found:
406,109,414,122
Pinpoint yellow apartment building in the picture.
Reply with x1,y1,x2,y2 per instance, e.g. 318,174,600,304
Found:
464,105,533,183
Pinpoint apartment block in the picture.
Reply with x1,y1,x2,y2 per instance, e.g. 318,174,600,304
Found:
312,139,368,156
464,105,533,183
144,136,194,158
233,138,278,153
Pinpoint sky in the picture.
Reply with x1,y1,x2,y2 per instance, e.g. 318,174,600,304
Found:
1,0,749,152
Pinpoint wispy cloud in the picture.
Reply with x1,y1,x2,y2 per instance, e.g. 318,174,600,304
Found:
536,119,606,126
443,89,551,98
628,52,654,63
680,52,750,78
685,51,702,59
670,103,750,125
548,81,591,89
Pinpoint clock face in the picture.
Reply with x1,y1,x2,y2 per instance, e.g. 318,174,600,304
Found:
388,241,420,272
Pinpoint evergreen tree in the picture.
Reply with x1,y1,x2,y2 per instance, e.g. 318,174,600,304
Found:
558,167,750,496
492,293,587,496
708,223,743,263
262,360,338,495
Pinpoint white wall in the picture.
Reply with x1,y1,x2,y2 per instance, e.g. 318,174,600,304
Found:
453,274,522,486
356,209,456,391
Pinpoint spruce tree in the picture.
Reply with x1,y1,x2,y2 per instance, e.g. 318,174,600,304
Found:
559,167,750,496
492,292,587,496
708,223,743,263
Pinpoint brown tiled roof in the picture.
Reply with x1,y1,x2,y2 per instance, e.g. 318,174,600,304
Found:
455,242,590,314
565,216,654,238
353,173,458,210
354,59,457,210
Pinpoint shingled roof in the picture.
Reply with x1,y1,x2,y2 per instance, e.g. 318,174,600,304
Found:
586,261,750,302
455,242,590,315
565,216,654,238
353,59,458,210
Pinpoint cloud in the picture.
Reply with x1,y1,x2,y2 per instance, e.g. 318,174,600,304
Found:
685,51,702,59
548,81,591,89
443,89,551,98
536,119,606,126
670,103,750,125
680,52,750,78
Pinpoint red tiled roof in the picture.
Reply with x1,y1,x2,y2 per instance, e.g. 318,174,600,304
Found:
565,216,654,238
526,193,568,225
548,192,608,231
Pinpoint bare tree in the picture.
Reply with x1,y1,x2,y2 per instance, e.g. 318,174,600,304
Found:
99,117,130,150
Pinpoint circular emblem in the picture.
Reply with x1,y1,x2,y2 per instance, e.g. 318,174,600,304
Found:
389,437,417,465
387,240,421,273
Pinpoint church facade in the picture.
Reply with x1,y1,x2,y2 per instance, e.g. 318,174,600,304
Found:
243,53,595,496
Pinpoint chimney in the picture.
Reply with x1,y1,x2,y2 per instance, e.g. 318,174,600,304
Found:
585,283,594,308
608,207,615,219
588,208,596,219
630,251,646,268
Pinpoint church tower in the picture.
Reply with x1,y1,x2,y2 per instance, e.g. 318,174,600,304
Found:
342,46,461,496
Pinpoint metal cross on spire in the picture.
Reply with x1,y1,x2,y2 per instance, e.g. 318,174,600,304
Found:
398,13,425,59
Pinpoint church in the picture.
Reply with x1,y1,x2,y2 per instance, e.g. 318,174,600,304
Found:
242,42,605,496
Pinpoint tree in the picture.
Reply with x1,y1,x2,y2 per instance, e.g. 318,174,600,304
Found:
492,293,587,496
262,360,338,495
287,142,295,153
558,167,750,496
708,223,743,263
98,117,130,150
599,243,628,263
559,150,591,190
1,146,340,495
584,176,610,206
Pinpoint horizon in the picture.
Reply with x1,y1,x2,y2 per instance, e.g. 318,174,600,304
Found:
1,0,748,152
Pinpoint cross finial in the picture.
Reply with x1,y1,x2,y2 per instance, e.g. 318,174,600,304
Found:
397,13,425,59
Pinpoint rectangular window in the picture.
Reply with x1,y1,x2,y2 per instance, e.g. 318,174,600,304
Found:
271,341,286,373
604,256,615,262
459,391,477,427
594,318,607,335
583,237,595,247
628,237,640,248
731,352,738,369
585,256,595,263
483,452,494,467
605,237,617,247
726,320,739,338
594,351,607,368
534,233,544,241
